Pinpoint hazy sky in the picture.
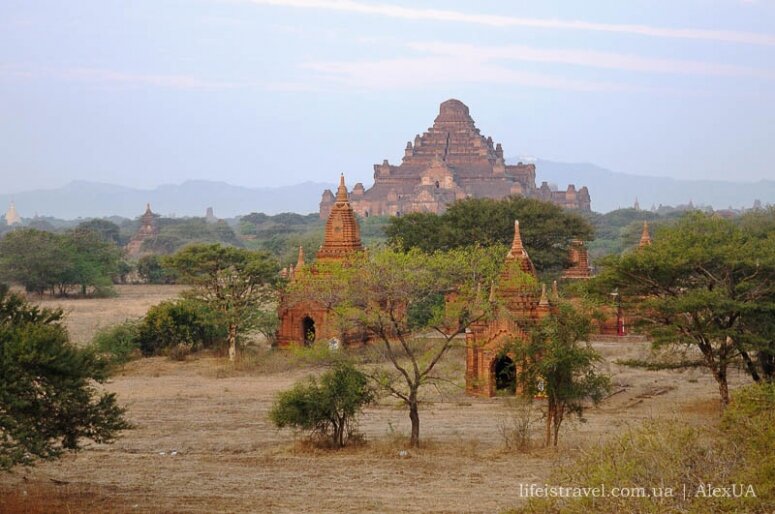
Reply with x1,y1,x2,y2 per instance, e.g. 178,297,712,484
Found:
1,0,774,193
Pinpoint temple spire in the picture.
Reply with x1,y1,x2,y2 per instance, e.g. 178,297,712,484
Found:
335,173,349,203
639,221,652,248
508,220,525,258
316,174,363,261
296,245,305,269
538,283,549,307
504,219,536,277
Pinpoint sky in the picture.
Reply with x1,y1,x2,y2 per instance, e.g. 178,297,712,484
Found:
1,0,774,194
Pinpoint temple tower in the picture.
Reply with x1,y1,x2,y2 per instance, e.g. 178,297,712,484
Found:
466,220,547,397
277,175,365,347
125,204,159,257
562,239,592,279
639,221,652,248
316,174,362,261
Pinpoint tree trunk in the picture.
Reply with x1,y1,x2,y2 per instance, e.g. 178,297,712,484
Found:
717,376,729,407
553,408,564,447
409,394,420,448
545,402,554,448
228,323,238,362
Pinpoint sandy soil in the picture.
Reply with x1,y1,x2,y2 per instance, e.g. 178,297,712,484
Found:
3,286,748,513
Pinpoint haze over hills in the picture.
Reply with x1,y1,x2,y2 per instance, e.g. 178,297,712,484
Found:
515,158,774,213
0,180,337,220
1,161,772,220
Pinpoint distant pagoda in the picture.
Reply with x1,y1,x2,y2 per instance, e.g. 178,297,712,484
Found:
4,201,21,226
125,203,159,257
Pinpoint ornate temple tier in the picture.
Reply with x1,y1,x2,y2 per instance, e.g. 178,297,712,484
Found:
320,99,591,219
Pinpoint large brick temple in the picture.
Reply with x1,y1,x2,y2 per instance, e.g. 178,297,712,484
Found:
320,99,591,219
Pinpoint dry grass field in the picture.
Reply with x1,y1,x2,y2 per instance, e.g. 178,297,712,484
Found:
1,286,747,513
31,284,189,345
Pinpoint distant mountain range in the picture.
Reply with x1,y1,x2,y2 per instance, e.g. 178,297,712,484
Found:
0,180,336,219
1,161,772,220
523,158,774,213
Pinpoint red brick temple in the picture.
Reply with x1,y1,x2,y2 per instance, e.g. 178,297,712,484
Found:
465,221,553,397
276,175,365,347
320,99,591,219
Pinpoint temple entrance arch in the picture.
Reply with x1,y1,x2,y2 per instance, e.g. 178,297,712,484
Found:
492,355,516,394
302,316,316,346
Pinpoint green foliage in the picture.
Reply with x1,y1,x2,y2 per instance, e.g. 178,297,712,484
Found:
0,228,70,294
136,254,177,284
269,362,374,448
136,299,226,356
511,383,775,513
91,320,141,365
164,244,279,360
141,217,242,255
0,227,121,296
512,302,610,446
75,219,123,246
589,211,775,405
290,245,502,447
0,286,130,470
385,196,593,272
581,208,685,261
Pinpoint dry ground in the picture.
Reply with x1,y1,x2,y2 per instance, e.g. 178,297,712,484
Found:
1,286,748,513
31,284,188,345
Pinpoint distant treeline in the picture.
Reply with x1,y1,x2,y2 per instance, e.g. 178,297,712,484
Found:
0,200,762,289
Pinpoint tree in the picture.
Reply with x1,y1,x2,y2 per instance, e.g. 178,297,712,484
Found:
294,247,501,447
386,196,593,272
68,226,122,296
511,302,609,446
164,244,279,361
269,362,374,448
0,285,129,470
75,219,122,246
589,212,775,406
137,254,177,284
0,227,121,297
0,229,75,295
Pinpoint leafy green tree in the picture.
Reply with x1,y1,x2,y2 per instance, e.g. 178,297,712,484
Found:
386,196,593,272
136,254,176,284
0,228,72,295
511,302,610,446
75,219,122,245
0,227,121,296
0,286,129,470
269,362,374,448
164,244,279,361
293,246,501,447
589,212,775,406
68,226,122,296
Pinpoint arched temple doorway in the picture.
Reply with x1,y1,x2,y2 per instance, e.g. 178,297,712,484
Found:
492,355,516,394
302,316,316,346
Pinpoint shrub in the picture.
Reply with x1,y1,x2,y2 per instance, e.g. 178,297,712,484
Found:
136,299,226,356
90,320,140,365
269,362,374,448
